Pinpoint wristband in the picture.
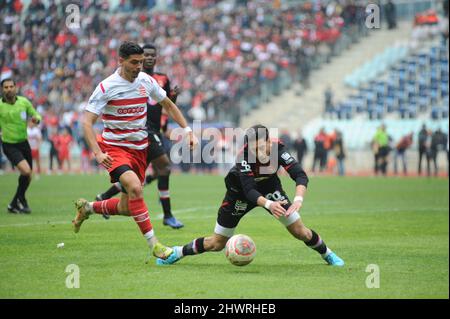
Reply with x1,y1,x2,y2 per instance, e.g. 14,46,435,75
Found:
264,200,273,210
184,126,192,133
293,196,304,203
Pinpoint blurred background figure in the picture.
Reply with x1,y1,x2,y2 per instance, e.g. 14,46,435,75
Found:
385,0,397,30
418,124,428,175
280,129,293,151
324,85,334,118
333,130,345,176
56,127,73,174
430,128,447,176
394,132,413,175
80,137,92,174
425,130,438,177
312,128,327,173
48,130,60,174
293,132,308,167
27,120,42,176
373,124,390,176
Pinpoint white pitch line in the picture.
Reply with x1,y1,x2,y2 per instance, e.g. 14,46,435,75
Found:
0,205,217,228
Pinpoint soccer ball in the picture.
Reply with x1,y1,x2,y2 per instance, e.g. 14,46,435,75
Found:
225,234,256,266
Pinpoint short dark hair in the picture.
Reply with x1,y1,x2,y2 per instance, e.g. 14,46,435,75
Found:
142,43,157,51
119,41,144,59
1,78,15,87
245,124,269,144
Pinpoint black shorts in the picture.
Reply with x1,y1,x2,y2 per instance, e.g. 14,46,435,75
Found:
147,131,167,165
215,185,301,237
2,141,33,168
378,146,390,157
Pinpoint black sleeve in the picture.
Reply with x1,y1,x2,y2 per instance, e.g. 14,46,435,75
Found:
165,77,177,103
278,144,309,187
164,77,171,96
237,159,263,204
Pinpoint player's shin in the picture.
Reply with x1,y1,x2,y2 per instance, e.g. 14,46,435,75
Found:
181,237,206,256
99,182,122,200
128,197,172,258
158,176,172,218
304,229,331,258
92,198,120,216
128,198,153,245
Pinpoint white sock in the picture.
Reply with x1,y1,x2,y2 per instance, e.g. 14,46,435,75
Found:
86,202,94,213
321,248,332,258
174,246,184,257
144,230,156,250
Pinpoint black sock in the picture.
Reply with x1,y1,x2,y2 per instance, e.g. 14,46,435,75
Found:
182,238,205,256
158,175,172,218
17,175,31,203
305,229,328,255
101,183,121,199
144,174,155,186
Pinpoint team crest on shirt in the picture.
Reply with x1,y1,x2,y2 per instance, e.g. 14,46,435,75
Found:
233,200,248,216
138,85,147,96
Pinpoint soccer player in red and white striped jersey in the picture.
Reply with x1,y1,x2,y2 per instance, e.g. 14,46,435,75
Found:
72,42,198,261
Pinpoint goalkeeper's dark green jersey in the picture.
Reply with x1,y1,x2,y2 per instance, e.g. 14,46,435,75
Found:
0,96,42,144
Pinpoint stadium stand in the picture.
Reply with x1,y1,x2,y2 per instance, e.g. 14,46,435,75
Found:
334,40,449,120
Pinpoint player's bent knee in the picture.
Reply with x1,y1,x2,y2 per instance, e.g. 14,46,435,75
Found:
291,224,311,241
287,219,310,240
155,163,171,176
205,234,228,251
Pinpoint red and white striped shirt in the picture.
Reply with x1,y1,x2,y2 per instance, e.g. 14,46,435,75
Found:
86,69,167,150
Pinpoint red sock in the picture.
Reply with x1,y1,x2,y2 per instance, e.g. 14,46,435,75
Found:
128,198,153,235
93,198,120,215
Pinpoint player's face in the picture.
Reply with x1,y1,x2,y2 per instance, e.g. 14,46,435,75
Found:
2,81,16,100
248,138,271,162
120,54,144,81
143,48,157,69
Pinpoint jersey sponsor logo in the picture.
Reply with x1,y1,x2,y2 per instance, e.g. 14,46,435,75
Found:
281,152,294,164
265,191,286,202
117,107,145,114
254,177,269,182
233,200,248,216
240,160,252,173
109,97,148,106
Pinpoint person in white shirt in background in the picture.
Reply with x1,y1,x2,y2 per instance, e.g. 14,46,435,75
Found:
27,120,42,177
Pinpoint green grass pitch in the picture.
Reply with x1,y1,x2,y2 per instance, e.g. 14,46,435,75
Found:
0,173,448,298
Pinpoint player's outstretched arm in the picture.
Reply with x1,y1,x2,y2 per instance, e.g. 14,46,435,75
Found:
256,196,287,219
159,97,198,149
82,111,113,169
286,185,307,216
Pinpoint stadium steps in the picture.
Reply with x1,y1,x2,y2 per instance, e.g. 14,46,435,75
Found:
240,21,413,132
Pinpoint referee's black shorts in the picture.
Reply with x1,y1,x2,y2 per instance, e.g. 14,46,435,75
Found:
2,140,33,168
